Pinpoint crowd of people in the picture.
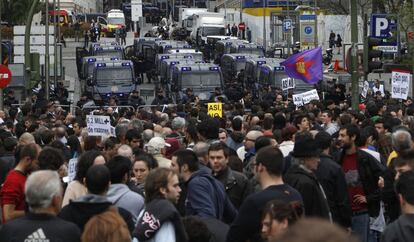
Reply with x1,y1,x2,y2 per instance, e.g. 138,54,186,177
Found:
1,80,414,242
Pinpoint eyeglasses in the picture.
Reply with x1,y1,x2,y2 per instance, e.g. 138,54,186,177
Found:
245,138,256,142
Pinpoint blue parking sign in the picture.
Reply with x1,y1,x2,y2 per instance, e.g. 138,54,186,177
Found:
283,19,292,33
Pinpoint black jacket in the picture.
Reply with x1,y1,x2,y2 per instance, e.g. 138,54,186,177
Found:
315,153,352,227
213,167,252,209
0,213,81,242
337,149,386,217
284,164,331,220
226,184,303,242
58,194,134,234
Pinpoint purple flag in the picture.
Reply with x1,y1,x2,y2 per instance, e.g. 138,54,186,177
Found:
280,47,323,85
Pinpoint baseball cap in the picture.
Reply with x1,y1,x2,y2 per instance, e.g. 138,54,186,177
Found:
147,137,171,151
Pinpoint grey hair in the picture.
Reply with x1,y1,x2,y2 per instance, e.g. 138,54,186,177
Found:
115,122,129,139
193,142,209,158
118,144,133,158
129,119,143,133
172,117,186,130
392,130,413,153
160,113,169,122
25,170,62,210
142,129,154,143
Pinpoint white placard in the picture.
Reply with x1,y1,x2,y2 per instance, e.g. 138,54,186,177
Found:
14,35,55,45
391,71,411,100
281,78,295,91
131,0,143,22
301,89,320,104
361,81,369,98
292,94,303,106
373,46,398,53
13,25,55,35
292,89,320,106
86,115,112,136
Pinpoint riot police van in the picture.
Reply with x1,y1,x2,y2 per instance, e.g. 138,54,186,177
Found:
91,45,125,59
155,52,204,74
159,58,204,85
221,54,263,83
80,56,121,91
89,60,138,104
212,39,248,64
230,43,265,56
170,63,224,103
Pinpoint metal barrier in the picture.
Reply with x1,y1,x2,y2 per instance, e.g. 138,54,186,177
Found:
81,105,136,113
137,103,200,113
11,103,82,115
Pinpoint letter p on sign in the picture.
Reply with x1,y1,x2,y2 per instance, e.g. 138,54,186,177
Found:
375,17,388,37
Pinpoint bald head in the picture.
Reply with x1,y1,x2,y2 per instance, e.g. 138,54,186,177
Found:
246,130,264,140
117,144,133,161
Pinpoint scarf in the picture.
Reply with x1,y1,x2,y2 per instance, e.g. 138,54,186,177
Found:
134,199,188,242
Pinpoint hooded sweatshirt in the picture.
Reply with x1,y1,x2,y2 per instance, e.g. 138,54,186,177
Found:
107,183,145,223
58,194,135,234
382,214,414,242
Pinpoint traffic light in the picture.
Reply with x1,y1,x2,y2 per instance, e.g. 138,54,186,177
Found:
364,36,383,72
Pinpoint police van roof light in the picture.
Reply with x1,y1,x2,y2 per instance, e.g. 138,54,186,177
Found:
97,63,106,67
274,66,285,71
236,56,245,59
181,67,191,71
239,45,245,48
257,61,266,65
110,57,119,60
209,67,219,71
122,62,131,66
161,56,169,60
87,58,96,62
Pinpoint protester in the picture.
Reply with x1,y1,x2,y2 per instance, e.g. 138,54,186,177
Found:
284,132,332,220
174,149,237,223
1,143,41,223
227,146,303,242
81,209,131,242
133,167,188,242
208,142,251,209
261,200,303,242
337,124,385,242
62,150,106,207
0,170,81,242
59,165,134,233
106,155,145,223
128,153,158,195
381,171,414,242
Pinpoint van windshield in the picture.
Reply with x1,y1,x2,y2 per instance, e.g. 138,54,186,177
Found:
96,68,133,81
181,72,221,89
202,27,225,37
95,50,123,59
108,17,125,25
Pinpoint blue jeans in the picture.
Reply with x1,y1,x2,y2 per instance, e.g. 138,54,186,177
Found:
368,230,381,242
352,213,370,242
